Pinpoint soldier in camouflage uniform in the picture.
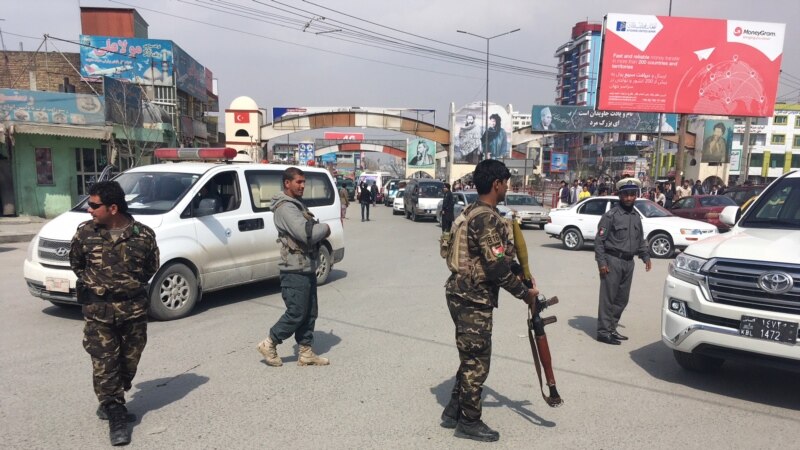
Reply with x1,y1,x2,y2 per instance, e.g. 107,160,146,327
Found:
441,160,538,442
70,181,159,446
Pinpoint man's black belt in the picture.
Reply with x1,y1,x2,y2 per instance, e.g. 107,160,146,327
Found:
605,248,634,261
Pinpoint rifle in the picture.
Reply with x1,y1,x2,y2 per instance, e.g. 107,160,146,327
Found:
511,218,564,407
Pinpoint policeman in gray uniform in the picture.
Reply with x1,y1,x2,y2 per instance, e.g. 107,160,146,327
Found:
595,178,652,345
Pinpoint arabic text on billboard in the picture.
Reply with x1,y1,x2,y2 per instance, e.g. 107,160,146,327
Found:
80,35,174,86
532,106,677,133
0,88,105,126
598,14,785,116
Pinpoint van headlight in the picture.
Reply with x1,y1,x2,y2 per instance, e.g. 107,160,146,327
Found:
26,235,39,262
668,253,711,298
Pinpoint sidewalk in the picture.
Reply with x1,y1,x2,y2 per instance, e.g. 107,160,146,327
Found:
0,216,48,244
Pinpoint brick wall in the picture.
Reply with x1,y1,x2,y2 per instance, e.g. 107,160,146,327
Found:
0,51,99,94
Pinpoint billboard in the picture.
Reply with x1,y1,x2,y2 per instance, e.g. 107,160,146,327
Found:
407,138,435,169
598,14,785,116
80,35,173,86
103,77,142,128
173,44,207,102
297,143,315,165
324,132,364,141
551,153,568,173
452,102,511,164
700,119,734,164
532,105,677,133
0,88,105,126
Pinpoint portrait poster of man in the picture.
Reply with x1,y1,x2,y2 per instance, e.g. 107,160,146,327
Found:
407,138,435,168
551,152,568,172
701,120,733,164
452,102,512,164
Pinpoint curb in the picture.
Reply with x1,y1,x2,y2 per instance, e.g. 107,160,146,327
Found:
0,233,36,244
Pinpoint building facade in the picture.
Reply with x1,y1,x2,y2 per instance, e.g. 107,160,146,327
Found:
730,104,800,184
554,21,602,108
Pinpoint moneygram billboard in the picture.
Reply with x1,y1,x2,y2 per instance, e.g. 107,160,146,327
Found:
598,14,785,117
532,105,677,133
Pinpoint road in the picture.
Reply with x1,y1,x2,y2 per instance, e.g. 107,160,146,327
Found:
0,204,798,448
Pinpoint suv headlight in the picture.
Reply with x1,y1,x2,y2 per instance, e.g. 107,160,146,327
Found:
668,253,710,295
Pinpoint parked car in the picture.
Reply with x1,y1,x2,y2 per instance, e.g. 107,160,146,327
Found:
23,155,345,321
392,188,406,215
544,196,718,258
336,178,356,201
384,178,408,206
502,193,549,229
404,179,445,222
662,170,800,372
436,190,515,224
669,195,738,231
722,184,766,206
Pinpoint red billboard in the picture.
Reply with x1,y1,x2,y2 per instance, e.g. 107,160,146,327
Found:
324,132,364,141
598,14,785,117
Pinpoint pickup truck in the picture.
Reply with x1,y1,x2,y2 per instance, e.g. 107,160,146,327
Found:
24,156,345,320
662,170,799,372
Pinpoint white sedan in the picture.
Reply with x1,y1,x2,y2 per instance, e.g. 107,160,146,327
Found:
392,188,405,215
544,196,718,258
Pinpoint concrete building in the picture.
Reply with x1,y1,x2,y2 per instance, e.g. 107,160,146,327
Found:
511,112,531,130
730,104,800,184
554,21,602,108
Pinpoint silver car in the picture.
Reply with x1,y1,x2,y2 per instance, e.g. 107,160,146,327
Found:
502,193,549,229
437,190,514,224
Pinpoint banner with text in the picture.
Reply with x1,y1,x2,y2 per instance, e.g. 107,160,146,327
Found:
532,105,677,133
598,14,785,116
80,35,173,86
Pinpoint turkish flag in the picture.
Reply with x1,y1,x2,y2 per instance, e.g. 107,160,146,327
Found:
234,112,249,124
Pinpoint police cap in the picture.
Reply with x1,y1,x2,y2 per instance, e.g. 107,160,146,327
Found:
616,178,642,192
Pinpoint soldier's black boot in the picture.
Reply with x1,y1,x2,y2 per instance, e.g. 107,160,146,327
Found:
440,400,459,429
97,403,137,422
454,419,500,442
106,403,132,446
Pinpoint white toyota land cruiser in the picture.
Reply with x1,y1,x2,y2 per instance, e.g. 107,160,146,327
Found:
662,170,799,372
23,149,345,320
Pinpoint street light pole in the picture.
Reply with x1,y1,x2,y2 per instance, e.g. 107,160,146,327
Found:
457,28,520,160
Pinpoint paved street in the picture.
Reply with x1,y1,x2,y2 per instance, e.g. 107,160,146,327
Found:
1,204,798,448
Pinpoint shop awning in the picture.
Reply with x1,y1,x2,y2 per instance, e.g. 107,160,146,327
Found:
10,123,113,140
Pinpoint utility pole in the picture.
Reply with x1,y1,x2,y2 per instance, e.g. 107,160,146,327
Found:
738,117,752,185
674,114,687,185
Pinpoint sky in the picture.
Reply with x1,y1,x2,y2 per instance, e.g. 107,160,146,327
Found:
4,0,800,132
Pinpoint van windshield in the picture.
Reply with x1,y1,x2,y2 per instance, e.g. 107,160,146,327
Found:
420,183,444,198
72,172,199,215
739,177,800,229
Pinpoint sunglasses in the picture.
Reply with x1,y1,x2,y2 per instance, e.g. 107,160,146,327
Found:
87,201,105,209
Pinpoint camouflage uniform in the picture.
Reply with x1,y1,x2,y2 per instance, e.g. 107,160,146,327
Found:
444,201,528,424
70,219,159,406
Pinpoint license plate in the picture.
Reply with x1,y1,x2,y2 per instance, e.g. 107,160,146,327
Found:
45,277,70,293
739,315,798,344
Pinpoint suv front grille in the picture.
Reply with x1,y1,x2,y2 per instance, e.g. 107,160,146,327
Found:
705,259,800,315
38,238,71,264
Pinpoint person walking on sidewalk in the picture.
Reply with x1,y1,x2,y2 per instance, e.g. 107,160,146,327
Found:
338,185,349,221
257,167,331,367
70,181,160,446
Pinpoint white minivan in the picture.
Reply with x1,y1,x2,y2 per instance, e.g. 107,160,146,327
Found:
23,158,345,320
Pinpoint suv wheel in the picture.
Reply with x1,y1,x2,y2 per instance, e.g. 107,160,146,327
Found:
149,263,198,321
562,228,584,250
316,245,332,285
672,350,724,373
649,233,674,258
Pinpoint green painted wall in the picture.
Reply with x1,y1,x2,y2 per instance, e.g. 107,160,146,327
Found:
12,134,100,218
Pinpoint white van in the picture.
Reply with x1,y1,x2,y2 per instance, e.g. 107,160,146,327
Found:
357,171,392,202
23,159,345,320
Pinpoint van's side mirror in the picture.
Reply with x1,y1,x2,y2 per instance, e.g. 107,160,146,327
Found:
195,198,220,217
457,200,465,206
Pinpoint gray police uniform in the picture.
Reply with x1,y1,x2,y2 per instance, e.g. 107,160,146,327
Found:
595,182,650,338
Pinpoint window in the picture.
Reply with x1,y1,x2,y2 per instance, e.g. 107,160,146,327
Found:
75,147,108,195
795,116,800,128
191,171,241,215
579,67,587,77
246,170,334,211
792,153,800,168
794,135,800,148
769,154,785,168
750,153,764,167
674,197,695,209
773,115,788,125
35,148,54,185
578,200,606,215
771,134,785,145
